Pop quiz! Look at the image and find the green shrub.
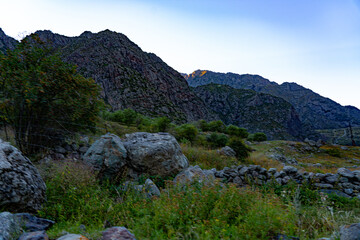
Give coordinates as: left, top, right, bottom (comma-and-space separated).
175, 124, 198, 142
228, 137, 251, 159
207, 120, 226, 133
226, 125, 249, 138
325, 149, 342, 158
154, 116, 171, 132
122, 108, 138, 125
207, 132, 229, 148
252, 132, 267, 142
198, 119, 210, 132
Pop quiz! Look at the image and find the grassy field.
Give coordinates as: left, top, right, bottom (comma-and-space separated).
317, 127, 360, 146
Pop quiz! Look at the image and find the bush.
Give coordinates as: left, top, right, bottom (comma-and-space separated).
325, 149, 342, 158
228, 137, 251, 159
207, 120, 226, 133
226, 125, 249, 138
175, 124, 198, 142
207, 132, 229, 148
198, 119, 210, 132
154, 116, 171, 132
252, 132, 267, 142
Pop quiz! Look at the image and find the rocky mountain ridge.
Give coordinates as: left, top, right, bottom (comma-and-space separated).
186, 70, 360, 130
0, 28, 18, 54
193, 84, 303, 140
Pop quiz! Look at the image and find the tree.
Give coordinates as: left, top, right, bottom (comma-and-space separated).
175, 124, 198, 142
0, 34, 103, 154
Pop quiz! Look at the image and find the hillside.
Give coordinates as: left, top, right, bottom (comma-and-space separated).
30, 30, 216, 123
193, 84, 303, 140
186, 70, 360, 130
0, 28, 18, 54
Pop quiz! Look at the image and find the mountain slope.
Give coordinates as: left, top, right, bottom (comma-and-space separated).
186, 70, 360, 130
193, 84, 303, 140
32, 30, 215, 122
0, 28, 18, 54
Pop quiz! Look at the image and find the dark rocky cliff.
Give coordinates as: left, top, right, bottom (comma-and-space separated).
186, 70, 360, 130
193, 84, 304, 140
0, 28, 18, 54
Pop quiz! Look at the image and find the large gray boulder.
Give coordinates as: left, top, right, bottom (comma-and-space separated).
174, 165, 215, 186
0, 140, 46, 213
83, 133, 127, 181
123, 132, 189, 178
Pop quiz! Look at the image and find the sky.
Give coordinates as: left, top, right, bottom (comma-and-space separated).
1, 0, 360, 108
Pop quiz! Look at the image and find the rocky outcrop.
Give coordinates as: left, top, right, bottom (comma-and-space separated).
213, 165, 360, 198
33, 30, 215, 123
0, 212, 54, 240
217, 146, 236, 157
123, 132, 189, 178
102, 227, 136, 240
0, 140, 46, 213
193, 84, 303, 140
83, 133, 127, 182
0, 28, 18, 54
186, 70, 360, 133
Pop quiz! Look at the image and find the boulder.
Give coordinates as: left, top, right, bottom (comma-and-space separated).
102, 226, 136, 240
83, 133, 127, 181
174, 165, 215, 186
338, 168, 354, 179
339, 223, 360, 240
0, 212, 22, 240
123, 132, 188, 178
144, 179, 161, 198
0, 140, 46, 212
217, 146, 236, 157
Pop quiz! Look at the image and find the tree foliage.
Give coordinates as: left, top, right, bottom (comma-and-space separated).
0, 34, 103, 154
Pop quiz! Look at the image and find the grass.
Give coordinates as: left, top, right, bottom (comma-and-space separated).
36, 160, 360, 240
248, 141, 360, 173
180, 143, 240, 170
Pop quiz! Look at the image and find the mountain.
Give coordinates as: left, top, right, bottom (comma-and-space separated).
193, 84, 303, 140
31, 30, 215, 122
0, 28, 18, 54
186, 70, 360, 130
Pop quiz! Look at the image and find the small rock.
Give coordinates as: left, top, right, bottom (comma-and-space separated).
144, 179, 161, 198
268, 168, 277, 175
217, 146, 236, 157
102, 226, 136, 240
18, 231, 49, 240
174, 165, 215, 186
57, 234, 88, 240
283, 166, 298, 174
344, 189, 354, 195
15, 213, 55, 231
54, 146, 67, 154
338, 168, 355, 179
314, 183, 334, 189
319, 189, 351, 198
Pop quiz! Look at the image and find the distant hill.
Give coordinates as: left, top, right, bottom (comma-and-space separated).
186, 70, 360, 130
193, 84, 303, 140
0, 28, 18, 54
30, 30, 216, 122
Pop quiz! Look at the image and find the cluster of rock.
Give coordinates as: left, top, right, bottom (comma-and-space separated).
47, 137, 90, 161
0, 212, 135, 240
212, 165, 360, 198
83, 132, 189, 181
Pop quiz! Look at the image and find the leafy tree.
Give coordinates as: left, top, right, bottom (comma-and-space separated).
226, 125, 249, 138
0, 34, 103, 154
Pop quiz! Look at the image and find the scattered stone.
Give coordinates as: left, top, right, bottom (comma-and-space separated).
102, 226, 136, 240
123, 132, 188, 178
14, 213, 55, 232
338, 168, 355, 179
339, 223, 360, 240
57, 234, 88, 240
0, 139, 46, 212
217, 146, 236, 157
83, 133, 127, 182
18, 231, 49, 240
174, 165, 215, 186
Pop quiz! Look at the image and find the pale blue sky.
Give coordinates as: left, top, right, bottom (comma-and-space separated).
1, 0, 360, 108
